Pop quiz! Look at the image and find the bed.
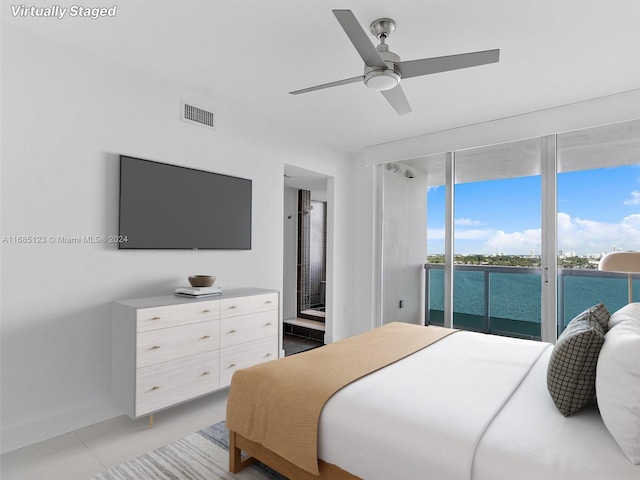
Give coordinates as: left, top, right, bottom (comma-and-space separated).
226, 303, 640, 479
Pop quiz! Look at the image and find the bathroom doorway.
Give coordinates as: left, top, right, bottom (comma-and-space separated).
283, 165, 332, 355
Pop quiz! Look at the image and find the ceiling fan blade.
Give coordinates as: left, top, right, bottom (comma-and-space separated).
333, 10, 387, 68
397, 49, 500, 79
381, 84, 412, 116
289, 75, 364, 95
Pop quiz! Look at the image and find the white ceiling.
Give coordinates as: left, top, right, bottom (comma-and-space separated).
5, 0, 640, 154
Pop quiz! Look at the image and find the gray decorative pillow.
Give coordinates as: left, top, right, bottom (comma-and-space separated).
547, 303, 610, 416
589, 302, 611, 333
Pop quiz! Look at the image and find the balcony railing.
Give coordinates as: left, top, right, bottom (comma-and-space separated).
425, 263, 633, 340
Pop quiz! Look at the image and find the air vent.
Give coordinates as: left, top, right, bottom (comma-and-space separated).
180, 100, 216, 130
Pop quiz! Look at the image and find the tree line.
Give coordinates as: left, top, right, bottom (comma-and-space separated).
427, 254, 597, 269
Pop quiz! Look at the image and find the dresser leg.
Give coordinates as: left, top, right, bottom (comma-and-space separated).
149, 414, 154, 428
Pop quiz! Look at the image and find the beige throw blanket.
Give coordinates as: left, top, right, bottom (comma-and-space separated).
226, 322, 456, 476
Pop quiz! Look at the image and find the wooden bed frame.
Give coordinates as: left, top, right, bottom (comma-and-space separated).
229, 430, 361, 480
226, 325, 456, 479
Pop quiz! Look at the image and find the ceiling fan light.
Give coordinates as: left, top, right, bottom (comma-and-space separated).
364, 70, 400, 91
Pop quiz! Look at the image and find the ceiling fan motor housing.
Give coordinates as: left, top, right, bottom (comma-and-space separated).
364, 44, 401, 91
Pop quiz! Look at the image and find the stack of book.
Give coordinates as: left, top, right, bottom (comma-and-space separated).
174, 286, 222, 298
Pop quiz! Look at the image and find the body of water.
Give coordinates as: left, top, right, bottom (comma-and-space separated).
427, 268, 632, 335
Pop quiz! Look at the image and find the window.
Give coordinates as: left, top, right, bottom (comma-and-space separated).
556, 121, 640, 332
407, 119, 640, 341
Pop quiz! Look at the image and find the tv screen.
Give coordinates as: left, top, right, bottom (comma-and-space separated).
118, 155, 252, 249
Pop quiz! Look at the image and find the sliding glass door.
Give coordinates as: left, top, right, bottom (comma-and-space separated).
423, 140, 544, 338
453, 139, 543, 338
417, 119, 640, 342
556, 120, 640, 334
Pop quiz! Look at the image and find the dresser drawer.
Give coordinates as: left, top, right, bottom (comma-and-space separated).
220, 310, 278, 348
135, 351, 220, 416
137, 320, 219, 368
220, 293, 278, 318
137, 300, 220, 332
219, 336, 278, 387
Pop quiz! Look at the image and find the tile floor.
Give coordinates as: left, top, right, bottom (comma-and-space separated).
0, 389, 229, 480
283, 334, 323, 356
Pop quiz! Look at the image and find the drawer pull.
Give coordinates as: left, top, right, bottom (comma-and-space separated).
151, 316, 161, 320
265, 322, 272, 326
202, 309, 211, 313
202, 371, 210, 376
229, 363, 237, 368
201, 335, 211, 339
151, 386, 160, 391
151, 345, 161, 350
265, 353, 272, 357
266, 300, 273, 304
229, 329, 237, 333
229, 305, 238, 309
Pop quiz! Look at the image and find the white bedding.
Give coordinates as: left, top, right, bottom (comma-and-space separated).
317, 330, 638, 480
473, 347, 639, 480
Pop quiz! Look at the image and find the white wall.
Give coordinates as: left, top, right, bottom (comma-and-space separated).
0, 25, 354, 452
382, 164, 428, 325
345, 157, 378, 338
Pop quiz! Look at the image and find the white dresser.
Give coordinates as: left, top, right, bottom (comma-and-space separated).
111, 288, 279, 419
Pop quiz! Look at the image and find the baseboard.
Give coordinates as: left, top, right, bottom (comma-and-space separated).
1, 399, 121, 454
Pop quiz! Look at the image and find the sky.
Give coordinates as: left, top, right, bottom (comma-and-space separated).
427, 164, 640, 256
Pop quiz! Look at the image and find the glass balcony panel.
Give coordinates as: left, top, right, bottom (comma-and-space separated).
453, 268, 484, 331
428, 264, 543, 338
489, 271, 541, 338
427, 264, 637, 340
559, 270, 638, 334
427, 268, 444, 325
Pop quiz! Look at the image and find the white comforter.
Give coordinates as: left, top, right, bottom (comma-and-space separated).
317, 330, 638, 480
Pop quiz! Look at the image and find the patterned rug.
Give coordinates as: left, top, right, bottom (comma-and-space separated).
90, 421, 286, 480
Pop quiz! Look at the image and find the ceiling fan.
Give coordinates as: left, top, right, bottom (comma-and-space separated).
290, 9, 500, 115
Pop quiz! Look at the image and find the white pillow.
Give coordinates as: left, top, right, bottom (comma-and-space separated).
608, 302, 640, 330
596, 318, 640, 464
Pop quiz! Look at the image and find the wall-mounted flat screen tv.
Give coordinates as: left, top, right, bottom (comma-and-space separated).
119, 155, 252, 249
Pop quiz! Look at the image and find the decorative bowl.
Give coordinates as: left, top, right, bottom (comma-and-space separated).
188, 275, 216, 287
